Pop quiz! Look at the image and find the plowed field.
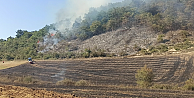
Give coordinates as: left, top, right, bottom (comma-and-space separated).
0, 55, 194, 97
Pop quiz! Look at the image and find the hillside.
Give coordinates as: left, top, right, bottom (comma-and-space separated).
54, 26, 157, 56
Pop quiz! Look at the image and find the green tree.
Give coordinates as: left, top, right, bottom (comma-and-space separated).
16, 30, 24, 38
90, 21, 102, 35
106, 18, 117, 31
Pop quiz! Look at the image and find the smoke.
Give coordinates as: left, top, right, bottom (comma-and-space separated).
39, 0, 124, 53
47, 0, 126, 38
56, 0, 122, 30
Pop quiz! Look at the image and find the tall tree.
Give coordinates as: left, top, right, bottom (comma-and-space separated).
90, 21, 102, 35
16, 30, 24, 38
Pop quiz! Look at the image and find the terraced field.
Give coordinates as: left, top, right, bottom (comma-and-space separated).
0, 54, 194, 97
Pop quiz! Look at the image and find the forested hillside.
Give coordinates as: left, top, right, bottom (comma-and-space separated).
0, 27, 48, 60
1, 0, 194, 60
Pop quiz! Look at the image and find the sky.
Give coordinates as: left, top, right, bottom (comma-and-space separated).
0, 0, 124, 40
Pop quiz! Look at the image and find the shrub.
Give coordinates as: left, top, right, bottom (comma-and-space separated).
133, 44, 141, 51
23, 76, 33, 83
140, 49, 149, 55
148, 46, 158, 54
107, 53, 116, 57
174, 40, 193, 50
56, 78, 75, 86
82, 52, 90, 58
75, 80, 90, 86
157, 34, 165, 43
156, 44, 168, 52
183, 79, 194, 91
81, 48, 91, 58
179, 30, 190, 41
135, 65, 154, 88
119, 51, 127, 56
96, 49, 106, 57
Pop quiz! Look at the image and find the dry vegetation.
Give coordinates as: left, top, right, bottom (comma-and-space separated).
0, 60, 27, 70
0, 84, 77, 98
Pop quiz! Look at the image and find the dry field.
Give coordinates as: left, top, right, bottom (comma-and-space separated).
0, 84, 77, 98
0, 60, 27, 70
0, 54, 194, 97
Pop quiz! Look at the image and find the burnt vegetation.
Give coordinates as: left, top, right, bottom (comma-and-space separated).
1, 55, 194, 97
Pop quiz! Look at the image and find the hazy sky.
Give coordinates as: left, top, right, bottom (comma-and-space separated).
0, 0, 124, 39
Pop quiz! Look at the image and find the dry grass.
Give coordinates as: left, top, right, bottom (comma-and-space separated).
0, 60, 27, 70
75, 80, 90, 86
0, 84, 77, 98
56, 78, 76, 86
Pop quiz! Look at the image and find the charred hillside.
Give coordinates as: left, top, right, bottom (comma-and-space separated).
53, 26, 157, 56
77, 26, 157, 55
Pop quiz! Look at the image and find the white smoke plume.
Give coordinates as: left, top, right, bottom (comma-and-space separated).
55, 0, 124, 31
39, 0, 124, 53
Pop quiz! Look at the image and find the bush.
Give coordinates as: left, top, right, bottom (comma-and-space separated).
148, 46, 158, 54
119, 51, 127, 56
133, 44, 141, 51
140, 49, 149, 55
23, 76, 33, 83
56, 78, 75, 86
82, 52, 90, 58
96, 49, 106, 57
157, 34, 165, 43
179, 30, 190, 41
75, 80, 90, 86
183, 79, 194, 91
174, 40, 193, 50
135, 65, 154, 88
156, 44, 168, 52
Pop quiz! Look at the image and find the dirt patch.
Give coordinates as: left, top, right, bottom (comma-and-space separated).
0, 84, 77, 98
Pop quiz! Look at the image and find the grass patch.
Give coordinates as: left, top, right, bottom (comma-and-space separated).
183, 79, 194, 91
0, 60, 27, 70
0, 73, 46, 84
13, 76, 37, 84
56, 79, 90, 86
75, 80, 90, 86
56, 78, 75, 86
0, 75, 12, 83
151, 84, 179, 90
